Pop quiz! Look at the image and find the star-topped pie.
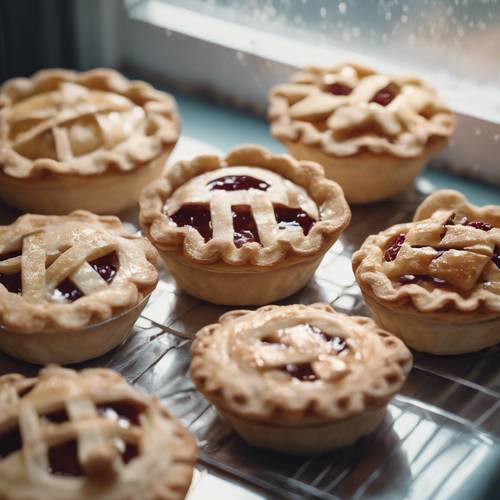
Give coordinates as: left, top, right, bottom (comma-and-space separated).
0, 366, 196, 500
190, 303, 412, 454
140, 145, 350, 305
0, 211, 159, 364
353, 190, 500, 354
269, 63, 455, 203
0, 68, 179, 214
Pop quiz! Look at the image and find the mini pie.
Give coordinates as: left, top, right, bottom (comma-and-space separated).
190, 303, 412, 454
353, 190, 500, 355
139, 145, 350, 305
0, 68, 179, 214
0, 366, 196, 500
0, 211, 159, 364
269, 63, 455, 204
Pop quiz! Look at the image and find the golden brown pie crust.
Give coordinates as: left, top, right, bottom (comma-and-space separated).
0, 366, 197, 500
268, 63, 455, 204
190, 303, 412, 453
0, 211, 159, 364
353, 190, 500, 354
0, 68, 180, 214
140, 145, 351, 305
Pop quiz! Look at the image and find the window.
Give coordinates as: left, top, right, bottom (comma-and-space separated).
75, 0, 500, 183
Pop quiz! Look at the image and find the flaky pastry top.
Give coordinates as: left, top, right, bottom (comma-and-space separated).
0, 366, 196, 500
353, 190, 500, 317
140, 145, 351, 266
0, 211, 159, 333
0, 68, 179, 178
190, 304, 412, 424
269, 63, 454, 158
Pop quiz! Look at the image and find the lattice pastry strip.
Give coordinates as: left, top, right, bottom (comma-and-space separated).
0, 367, 196, 500
269, 63, 454, 158
191, 304, 412, 422
0, 212, 159, 333
1, 69, 180, 179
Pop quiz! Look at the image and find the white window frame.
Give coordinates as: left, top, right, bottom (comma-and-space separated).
75, 0, 500, 186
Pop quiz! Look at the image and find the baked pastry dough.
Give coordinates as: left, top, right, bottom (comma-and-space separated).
0, 366, 196, 500
353, 190, 500, 354
0, 211, 159, 364
269, 63, 455, 203
140, 145, 350, 305
0, 68, 179, 214
190, 303, 412, 454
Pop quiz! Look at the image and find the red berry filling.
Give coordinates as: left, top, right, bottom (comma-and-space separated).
55, 251, 119, 302
261, 325, 347, 382
371, 86, 396, 106
207, 175, 270, 192
384, 233, 406, 262
48, 440, 84, 476
232, 205, 260, 248
274, 205, 315, 236
493, 246, 500, 269
324, 82, 352, 96
171, 204, 212, 243
97, 400, 145, 427
0, 426, 22, 459
0, 249, 21, 261
0, 272, 22, 294
42, 409, 69, 424
284, 363, 317, 382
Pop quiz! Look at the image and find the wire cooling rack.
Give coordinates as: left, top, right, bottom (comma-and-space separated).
0, 138, 498, 500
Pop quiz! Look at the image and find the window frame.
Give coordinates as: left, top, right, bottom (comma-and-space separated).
75, 0, 500, 187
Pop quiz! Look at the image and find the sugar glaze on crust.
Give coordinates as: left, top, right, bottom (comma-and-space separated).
0, 68, 179, 178
269, 63, 454, 159
190, 303, 412, 424
140, 145, 351, 267
353, 190, 500, 317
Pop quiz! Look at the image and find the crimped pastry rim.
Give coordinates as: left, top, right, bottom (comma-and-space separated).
353, 190, 500, 316
0, 68, 180, 179
268, 62, 455, 160
0, 211, 159, 333
190, 303, 412, 424
139, 144, 351, 267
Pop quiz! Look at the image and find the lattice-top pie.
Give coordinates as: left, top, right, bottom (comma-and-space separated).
269, 63, 455, 203
0, 366, 196, 500
0, 211, 159, 364
0, 68, 179, 214
190, 303, 412, 454
140, 145, 350, 305
353, 190, 500, 354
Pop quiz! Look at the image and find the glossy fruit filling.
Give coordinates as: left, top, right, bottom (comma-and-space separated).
232, 205, 261, 247
324, 82, 352, 96
0, 426, 22, 459
97, 400, 145, 428
284, 363, 318, 382
207, 175, 270, 192
262, 324, 347, 382
370, 85, 397, 106
493, 246, 500, 269
274, 205, 315, 236
42, 409, 69, 424
0, 249, 21, 261
171, 204, 212, 243
0, 272, 22, 294
54, 251, 119, 303
384, 233, 406, 262
48, 440, 83, 476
